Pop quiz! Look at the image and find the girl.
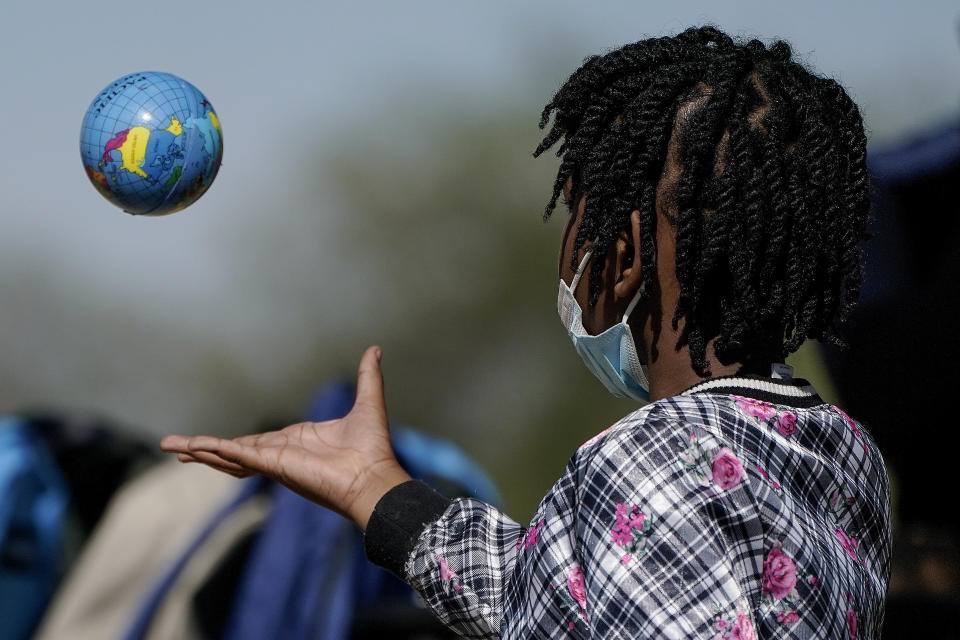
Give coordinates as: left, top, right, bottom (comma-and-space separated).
163, 27, 890, 639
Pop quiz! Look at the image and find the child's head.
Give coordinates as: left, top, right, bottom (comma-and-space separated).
537, 26, 870, 375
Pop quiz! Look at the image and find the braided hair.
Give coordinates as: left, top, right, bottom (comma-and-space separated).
535, 26, 870, 375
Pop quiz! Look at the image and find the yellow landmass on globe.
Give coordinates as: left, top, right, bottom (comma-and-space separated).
117, 126, 151, 178
208, 111, 220, 131
164, 116, 183, 136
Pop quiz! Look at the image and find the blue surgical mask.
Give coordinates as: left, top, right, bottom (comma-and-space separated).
557, 249, 650, 402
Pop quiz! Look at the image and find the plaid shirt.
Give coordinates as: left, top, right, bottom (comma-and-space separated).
365, 376, 891, 639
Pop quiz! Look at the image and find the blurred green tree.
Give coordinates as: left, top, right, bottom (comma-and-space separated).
280, 108, 641, 517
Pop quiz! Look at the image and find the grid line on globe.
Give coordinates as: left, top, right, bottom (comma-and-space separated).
80, 71, 223, 216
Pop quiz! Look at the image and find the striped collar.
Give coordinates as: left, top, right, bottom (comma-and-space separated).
681, 374, 825, 409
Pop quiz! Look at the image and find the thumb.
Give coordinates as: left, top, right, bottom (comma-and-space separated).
354, 346, 385, 414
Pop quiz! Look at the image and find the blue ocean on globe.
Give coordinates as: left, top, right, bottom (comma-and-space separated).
80, 71, 223, 215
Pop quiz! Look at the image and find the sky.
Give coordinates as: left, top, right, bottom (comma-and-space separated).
0, 0, 958, 437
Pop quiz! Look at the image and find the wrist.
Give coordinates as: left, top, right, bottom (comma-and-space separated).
363, 480, 453, 578
349, 461, 412, 531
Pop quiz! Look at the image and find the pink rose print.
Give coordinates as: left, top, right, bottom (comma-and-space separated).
437, 557, 462, 594
579, 425, 612, 450
830, 489, 841, 510
609, 503, 654, 563
847, 606, 858, 638
833, 406, 870, 456
753, 464, 783, 491
776, 610, 800, 626
566, 566, 588, 614
776, 410, 797, 437
826, 489, 862, 557
732, 395, 777, 420
833, 406, 861, 437
711, 447, 745, 490
525, 521, 543, 548
566, 567, 586, 606
713, 605, 756, 640
732, 612, 756, 640
808, 575, 818, 586
611, 506, 634, 546
610, 528, 632, 546
438, 557, 454, 580
761, 546, 797, 600
517, 518, 545, 550
550, 569, 589, 631
835, 527, 860, 563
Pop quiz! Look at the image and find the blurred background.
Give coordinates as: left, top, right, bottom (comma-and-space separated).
1, 1, 958, 638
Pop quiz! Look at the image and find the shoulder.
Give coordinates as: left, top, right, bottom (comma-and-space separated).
573, 394, 733, 469
563, 395, 742, 513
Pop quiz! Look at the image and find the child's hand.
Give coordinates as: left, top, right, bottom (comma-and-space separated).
160, 346, 411, 530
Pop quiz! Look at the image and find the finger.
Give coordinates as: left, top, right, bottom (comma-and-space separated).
160, 434, 193, 453
165, 433, 281, 475
165, 432, 282, 454
177, 450, 234, 470
187, 436, 275, 476
179, 450, 251, 476
354, 345, 385, 412
178, 454, 250, 478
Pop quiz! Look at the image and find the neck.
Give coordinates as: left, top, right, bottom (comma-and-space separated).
647, 348, 748, 402
642, 317, 767, 402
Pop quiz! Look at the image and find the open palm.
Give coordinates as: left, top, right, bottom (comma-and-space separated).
160, 346, 411, 529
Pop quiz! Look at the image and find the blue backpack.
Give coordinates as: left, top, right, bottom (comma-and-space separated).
0, 416, 68, 640
122, 381, 501, 640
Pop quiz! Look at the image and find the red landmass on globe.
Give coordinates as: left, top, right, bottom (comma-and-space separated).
84, 165, 111, 194
102, 129, 130, 163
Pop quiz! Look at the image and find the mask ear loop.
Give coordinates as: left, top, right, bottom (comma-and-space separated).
569, 249, 593, 291
621, 281, 645, 323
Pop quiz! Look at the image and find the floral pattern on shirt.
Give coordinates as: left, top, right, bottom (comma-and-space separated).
762, 545, 798, 600
711, 603, 757, 640
678, 429, 745, 490
609, 502, 654, 565
516, 518, 545, 550
731, 395, 797, 437
752, 463, 783, 493
437, 556, 462, 595
548, 566, 589, 631
833, 406, 871, 457
760, 542, 819, 626
826, 486, 869, 569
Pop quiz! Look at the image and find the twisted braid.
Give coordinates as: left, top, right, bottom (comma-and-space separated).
534, 26, 870, 374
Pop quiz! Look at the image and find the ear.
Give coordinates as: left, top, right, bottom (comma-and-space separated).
613, 209, 644, 301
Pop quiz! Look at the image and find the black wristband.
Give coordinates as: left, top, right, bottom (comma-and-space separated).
363, 480, 452, 578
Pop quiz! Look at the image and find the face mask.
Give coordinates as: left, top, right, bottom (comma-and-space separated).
557, 249, 650, 402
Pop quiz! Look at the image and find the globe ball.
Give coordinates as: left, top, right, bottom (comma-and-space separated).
80, 71, 223, 216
